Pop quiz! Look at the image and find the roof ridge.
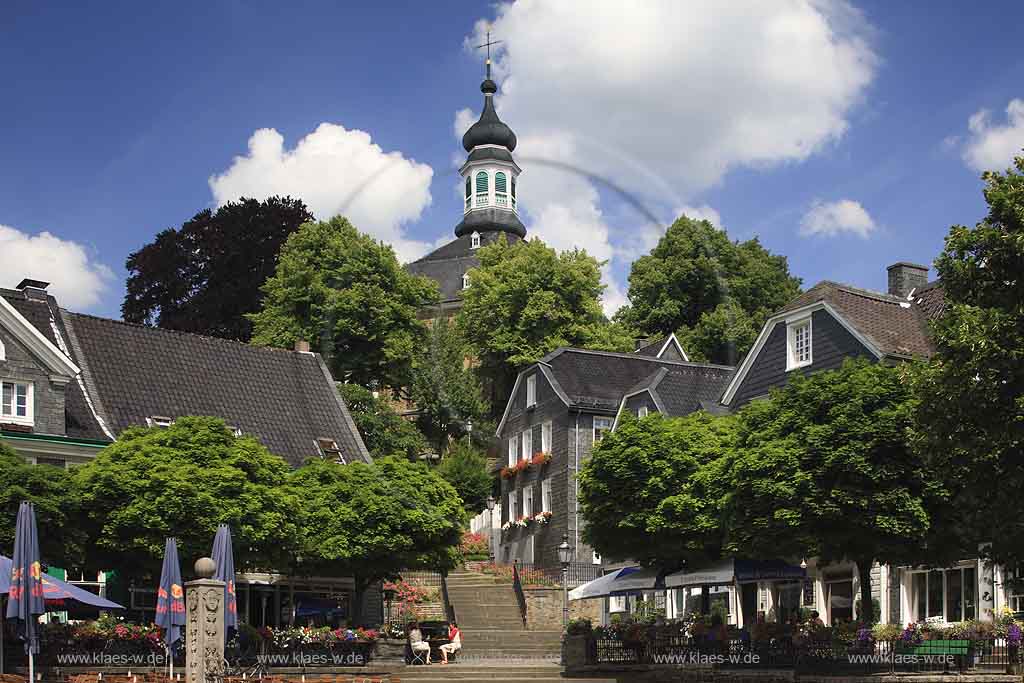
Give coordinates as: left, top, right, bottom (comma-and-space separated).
61, 310, 312, 357
833, 283, 906, 305
555, 346, 735, 371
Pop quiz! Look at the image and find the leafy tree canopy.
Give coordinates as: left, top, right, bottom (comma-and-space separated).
618, 216, 801, 365
725, 359, 940, 624
458, 236, 633, 408
338, 383, 427, 461
123, 196, 313, 341
437, 440, 493, 515
578, 412, 737, 569
914, 154, 1024, 566
0, 442, 83, 567
286, 456, 465, 621
71, 417, 299, 579
409, 317, 488, 451
249, 217, 438, 390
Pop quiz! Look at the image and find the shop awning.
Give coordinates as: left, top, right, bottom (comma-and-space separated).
665, 559, 805, 588
567, 566, 664, 601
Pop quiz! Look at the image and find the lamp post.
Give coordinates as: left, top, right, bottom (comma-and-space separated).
558, 534, 574, 628
486, 495, 496, 563
383, 586, 395, 630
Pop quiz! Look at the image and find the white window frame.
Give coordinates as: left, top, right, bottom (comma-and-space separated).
521, 428, 533, 460
0, 338, 5, 361
508, 436, 516, 467
470, 231, 481, 249
1, 380, 34, 426
462, 272, 471, 290
526, 375, 537, 407
541, 479, 551, 512
908, 565, 978, 623
523, 485, 533, 518
593, 416, 613, 443
509, 492, 518, 521
786, 317, 813, 371
592, 551, 602, 565
637, 406, 649, 418
609, 595, 626, 613
541, 421, 552, 453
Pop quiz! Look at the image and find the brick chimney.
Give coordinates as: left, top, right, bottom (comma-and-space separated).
16, 278, 50, 301
886, 262, 928, 298
294, 339, 311, 353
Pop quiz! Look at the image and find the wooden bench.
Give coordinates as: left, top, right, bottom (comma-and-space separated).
908, 639, 971, 657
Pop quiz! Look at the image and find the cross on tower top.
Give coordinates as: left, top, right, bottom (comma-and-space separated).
475, 30, 503, 79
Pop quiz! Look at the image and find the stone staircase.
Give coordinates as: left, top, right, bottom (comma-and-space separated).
443, 569, 562, 660
393, 662, 615, 683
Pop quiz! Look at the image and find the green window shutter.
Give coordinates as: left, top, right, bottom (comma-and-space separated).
465, 176, 472, 198
476, 171, 489, 194
495, 172, 507, 194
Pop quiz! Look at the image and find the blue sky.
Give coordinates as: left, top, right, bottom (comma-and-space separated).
2, 1, 1023, 317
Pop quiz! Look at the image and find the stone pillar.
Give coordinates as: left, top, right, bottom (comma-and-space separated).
186, 557, 226, 683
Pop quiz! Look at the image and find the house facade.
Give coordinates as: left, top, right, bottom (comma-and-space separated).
0, 279, 375, 625
493, 340, 733, 572
712, 261, 1010, 626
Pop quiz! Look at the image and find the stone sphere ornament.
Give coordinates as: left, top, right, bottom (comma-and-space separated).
194, 556, 217, 579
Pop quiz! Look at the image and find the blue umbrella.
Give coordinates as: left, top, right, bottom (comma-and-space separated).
6, 502, 45, 681
155, 538, 186, 679
0, 555, 123, 609
211, 525, 238, 640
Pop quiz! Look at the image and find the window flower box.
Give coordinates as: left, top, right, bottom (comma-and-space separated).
509, 458, 531, 475
533, 511, 552, 524
513, 516, 530, 528
531, 451, 551, 467
500, 466, 514, 480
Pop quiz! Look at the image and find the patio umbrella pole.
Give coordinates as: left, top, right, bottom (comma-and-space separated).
1, 596, 5, 675
28, 649, 33, 683
168, 645, 172, 682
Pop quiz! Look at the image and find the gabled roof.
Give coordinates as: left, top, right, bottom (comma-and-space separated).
613, 364, 735, 428
721, 278, 946, 406
59, 311, 370, 467
634, 332, 689, 361
496, 346, 734, 435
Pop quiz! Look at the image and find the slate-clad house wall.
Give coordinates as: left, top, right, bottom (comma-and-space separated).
0, 316, 69, 438
496, 344, 733, 571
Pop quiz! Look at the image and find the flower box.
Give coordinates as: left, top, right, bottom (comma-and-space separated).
533, 511, 552, 524
531, 451, 551, 467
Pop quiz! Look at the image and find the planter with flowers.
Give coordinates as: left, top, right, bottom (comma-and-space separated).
533, 511, 552, 525
531, 451, 551, 468
513, 516, 530, 529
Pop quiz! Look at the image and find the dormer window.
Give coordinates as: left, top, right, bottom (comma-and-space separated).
146, 415, 174, 428
1, 380, 32, 425
786, 317, 812, 371
526, 374, 537, 408
462, 273, 471, 290
316, 438, 345, 464
470, 231, 481, 249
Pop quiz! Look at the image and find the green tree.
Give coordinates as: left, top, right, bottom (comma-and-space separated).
286, 456, 465, 624
725, 359, 939, 624
409, 317, 488, 450
71, 417, 300, 579
249, 217, 438, 390
618, 216, 801, 364
338, 383, 427, 460
578, 412, 737, 568
123, 196, 313, 341
458, 237, 632, 410
0, 442, 83, 566
914, 154, 1024, 567
437, 441, 493, 514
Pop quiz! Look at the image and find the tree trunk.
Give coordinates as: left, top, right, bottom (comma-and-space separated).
857, 559, 875, 625
351, 576, 367, 627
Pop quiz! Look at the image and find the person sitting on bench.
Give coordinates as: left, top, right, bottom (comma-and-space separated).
440, 621, 462, 664
409, 621, 432, 664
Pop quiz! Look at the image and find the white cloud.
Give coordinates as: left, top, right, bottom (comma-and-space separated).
209, 124, 435, 262
0, 225, 114, 309
799, 199, 876, 238
461, 0, 877, 312
962, 99, 1024, 172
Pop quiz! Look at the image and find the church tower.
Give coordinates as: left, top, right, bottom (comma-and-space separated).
406, 50, 525, 317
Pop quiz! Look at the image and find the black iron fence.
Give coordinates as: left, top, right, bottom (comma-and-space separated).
591, 636, 1021, 673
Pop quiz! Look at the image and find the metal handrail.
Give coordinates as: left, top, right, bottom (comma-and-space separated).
512, 560, 528, 627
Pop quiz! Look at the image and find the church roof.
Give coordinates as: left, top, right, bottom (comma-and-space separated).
406, 232, 518, 304
462, 79, 517, 152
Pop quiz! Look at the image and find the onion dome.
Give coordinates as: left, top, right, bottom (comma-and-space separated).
461, 78, 517, 152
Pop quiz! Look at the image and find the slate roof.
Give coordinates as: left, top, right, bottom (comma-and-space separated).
539, 348, 734, 411
634, 337, 668, 357
406, 231, 520, 305
0, 287, 369, 467
780, 280, 941, 358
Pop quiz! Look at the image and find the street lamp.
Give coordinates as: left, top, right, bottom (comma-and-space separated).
383, 586, 396, 629
558, 534, 574, 628
486, 495, 496, 563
